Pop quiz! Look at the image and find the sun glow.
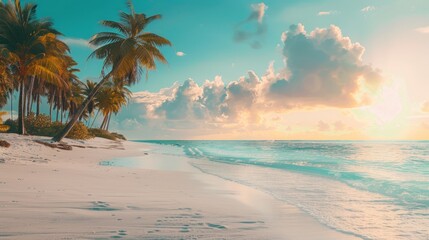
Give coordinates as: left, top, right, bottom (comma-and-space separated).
354, 79, 410, 139
367, 82, 405, 124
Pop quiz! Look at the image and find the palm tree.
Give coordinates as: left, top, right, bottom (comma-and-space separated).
83, 80, 97, 126
96, 79, 131, 130
52, 0, 171, 142
0, 0, 67, 134
27, 34, 73, 116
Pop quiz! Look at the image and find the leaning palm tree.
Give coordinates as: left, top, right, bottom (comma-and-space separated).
52, 0, 171, 142
0, 0, 67, 134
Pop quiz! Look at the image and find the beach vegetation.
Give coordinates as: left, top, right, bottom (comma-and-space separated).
52, 0, 171, 142
0, 0, 74, 135
4, 113, 92, 139
0, 0, 168, 141
89, 128, 126, 141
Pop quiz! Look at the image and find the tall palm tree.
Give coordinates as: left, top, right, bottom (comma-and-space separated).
0, 0, 67, 134
26, 33, 73, 116
52, 0, 171, 142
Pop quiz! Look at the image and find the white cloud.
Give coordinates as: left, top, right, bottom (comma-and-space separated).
113, 24, 386, 138
269, 23, 384, 108
361, 6, 375, 12
318, 11, 332, 16
60, 37, 95, 50
415, 26, 429, 34
176, 51, 185, 57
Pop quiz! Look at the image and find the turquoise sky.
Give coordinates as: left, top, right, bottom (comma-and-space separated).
10, 0, 429, 139
23, 0, 429, 92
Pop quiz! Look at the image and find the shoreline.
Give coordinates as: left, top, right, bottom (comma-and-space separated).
0, 134, 359, 239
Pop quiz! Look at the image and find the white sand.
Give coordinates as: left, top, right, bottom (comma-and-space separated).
0, 133, 359, 239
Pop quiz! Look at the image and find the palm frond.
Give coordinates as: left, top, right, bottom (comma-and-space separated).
137, 32, 171, 46
99, 21, 129, 36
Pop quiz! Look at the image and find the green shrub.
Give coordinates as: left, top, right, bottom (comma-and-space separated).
67, 122, 93, 140
4, 119, 18, 133
89, 128, 126, 141
111, 132, 126, 140
3, 114, 93, 140
25, 113, 57, 136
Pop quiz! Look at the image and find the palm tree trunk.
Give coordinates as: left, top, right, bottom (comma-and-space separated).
27, 76, 35, 116
18, 82, 26, 135
90, 109, 100, 128
56, 107, 59, 122
87, 116, 91, 127
36, 94, 40, 116
49, 102, 52, 122
52, 73, 112, 142
100, 114, 107, 130
26, 92, 31, 116
29, 96, 34, 115
10, 91, 13, 120
100, 116, 106, 130
106, 113, 112, 131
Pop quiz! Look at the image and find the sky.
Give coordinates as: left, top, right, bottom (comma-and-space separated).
9, 0, 429, 140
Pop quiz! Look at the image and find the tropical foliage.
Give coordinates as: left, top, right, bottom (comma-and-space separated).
52, 0, 171, 142
0, 0, 170, 140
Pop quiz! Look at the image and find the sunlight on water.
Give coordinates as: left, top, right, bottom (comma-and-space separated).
139, 140, 429, 240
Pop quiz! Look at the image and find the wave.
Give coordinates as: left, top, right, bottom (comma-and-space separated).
137, 140, 429, 239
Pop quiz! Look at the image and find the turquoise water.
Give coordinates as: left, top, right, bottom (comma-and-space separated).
135, 140, 429, 239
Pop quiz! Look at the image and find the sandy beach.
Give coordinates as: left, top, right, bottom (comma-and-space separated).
0, 134, 359, 239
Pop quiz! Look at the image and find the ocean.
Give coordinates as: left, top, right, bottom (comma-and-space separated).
132, 140, 429, 240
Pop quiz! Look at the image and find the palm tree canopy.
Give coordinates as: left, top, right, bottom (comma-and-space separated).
83, 79, 97, 115
88, 1, 171, 86
96, 80, 131, 117
0, 0, 59, 58
0, 0, 68, 87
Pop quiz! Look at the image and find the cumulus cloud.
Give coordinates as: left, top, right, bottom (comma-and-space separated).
60, 37, 95, 49
415, 26, 429, 34
114, 24, 385, 137
155, 80, 205, 120
234, 2, 268, 49
361, 6, 375, 12
176, 51, 185, 57
266, 23, 383, 108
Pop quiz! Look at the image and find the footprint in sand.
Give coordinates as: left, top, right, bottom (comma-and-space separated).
180, 224, 190, 233
207, 223, 227, 230
87, 201, 119, 211
110, 229, 127, 238
238, 220, 265, 230
239, 220, 264, 224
